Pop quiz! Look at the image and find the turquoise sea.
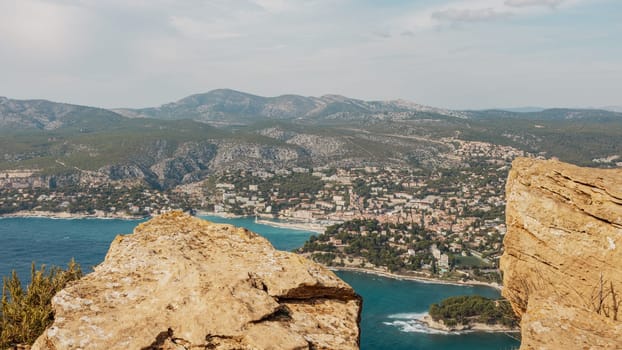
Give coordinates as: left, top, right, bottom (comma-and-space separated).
0, 216, 520, 349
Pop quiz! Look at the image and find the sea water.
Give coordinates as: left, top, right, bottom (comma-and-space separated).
0, 217, 520, 349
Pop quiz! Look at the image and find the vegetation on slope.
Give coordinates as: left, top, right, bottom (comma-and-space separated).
0, 118, 229, 173
2, 95, 621, 188
458, 117, 622, 166
0, 260, 82, 348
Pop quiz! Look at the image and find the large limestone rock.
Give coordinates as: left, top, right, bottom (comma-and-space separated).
32, 212, 361, 349
500, 158, 622, 349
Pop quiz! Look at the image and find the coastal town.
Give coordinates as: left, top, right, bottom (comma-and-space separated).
0, 139, 529, 283
201, 140, 524, 283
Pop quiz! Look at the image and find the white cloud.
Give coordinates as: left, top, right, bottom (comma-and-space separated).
393, 0, 589, 33
505, 0, 565, 7
251, 0, 335, 13
432, 8, 512, 22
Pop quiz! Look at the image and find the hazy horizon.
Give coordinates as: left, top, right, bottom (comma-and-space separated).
1, 0, 620, 110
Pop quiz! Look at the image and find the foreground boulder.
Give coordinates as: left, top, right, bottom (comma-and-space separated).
32, 212, 361, 349
501, 158, 622, 349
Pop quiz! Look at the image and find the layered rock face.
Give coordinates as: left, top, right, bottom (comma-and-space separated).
32, 212, 361, 350
500, 158, 622, 349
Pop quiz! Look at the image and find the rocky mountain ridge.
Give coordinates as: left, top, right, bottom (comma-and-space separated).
0, 97, 124, 130
500, 158, 622, 349
32, 212, 362, 349
113, 88, 467, 124
6, 90, 620, 131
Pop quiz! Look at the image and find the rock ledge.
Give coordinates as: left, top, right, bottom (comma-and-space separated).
33, 212, 361, 350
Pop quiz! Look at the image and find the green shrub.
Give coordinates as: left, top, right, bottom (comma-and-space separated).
0, 259, 82, 348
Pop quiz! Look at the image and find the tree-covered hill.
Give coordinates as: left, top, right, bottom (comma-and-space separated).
429, 295, 518, 328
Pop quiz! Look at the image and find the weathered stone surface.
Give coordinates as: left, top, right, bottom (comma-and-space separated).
32, 212, 361, 350
500, 158, 622, 349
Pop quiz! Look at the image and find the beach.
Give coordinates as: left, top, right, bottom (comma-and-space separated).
329, 266, 502, 291
0, 210, 144, 220
254, 219, 327, 233
197, 211, 329, 233
194, 210, 245, 219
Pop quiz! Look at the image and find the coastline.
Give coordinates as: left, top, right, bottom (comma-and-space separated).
329, 266, 502, 291
198, 211, 328, 233
254, 219, 326, 233
2, 210, 500, 292
195, 210, 245, 219
0, 210, 146, 220
0, 210, 328, 233
419, 314, 519, 333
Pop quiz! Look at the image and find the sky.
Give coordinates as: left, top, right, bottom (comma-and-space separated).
0, 0, 620, 110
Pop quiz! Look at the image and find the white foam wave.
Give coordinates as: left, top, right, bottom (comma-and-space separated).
383, 320, 451, 335
387, 312, 428, 320
384, 312, 467, 335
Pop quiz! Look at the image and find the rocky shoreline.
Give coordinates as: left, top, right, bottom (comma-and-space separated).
419, 314, 518, 333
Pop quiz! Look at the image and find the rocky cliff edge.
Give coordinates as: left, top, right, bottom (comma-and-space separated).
32, 212, 361, 350
501, 158, 622, 349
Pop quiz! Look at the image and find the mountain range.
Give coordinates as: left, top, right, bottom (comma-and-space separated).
0, 89, 620, 189
112, 89, 467, 124
2, 89, 621, 130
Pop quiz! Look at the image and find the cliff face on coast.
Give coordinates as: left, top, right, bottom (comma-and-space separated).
32, 212, 361, 350
500, 158, 622, 349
